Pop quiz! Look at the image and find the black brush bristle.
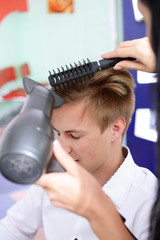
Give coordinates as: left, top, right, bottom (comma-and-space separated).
48, 59, 93, 90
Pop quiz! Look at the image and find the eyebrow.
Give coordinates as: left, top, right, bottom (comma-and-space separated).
53, 127, 85, 134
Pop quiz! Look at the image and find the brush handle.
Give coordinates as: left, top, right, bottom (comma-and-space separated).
99, 57, 135, 70
91, 57, 136, 73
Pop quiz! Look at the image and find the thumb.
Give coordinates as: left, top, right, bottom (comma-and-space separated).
53, 140, 81, 176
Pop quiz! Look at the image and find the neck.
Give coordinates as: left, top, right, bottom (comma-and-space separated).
94, 144, 124, 186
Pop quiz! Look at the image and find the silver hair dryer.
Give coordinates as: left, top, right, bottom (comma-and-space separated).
0, 77, 64, 184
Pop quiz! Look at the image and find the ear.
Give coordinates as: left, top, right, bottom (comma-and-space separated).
111, 117, 126, 142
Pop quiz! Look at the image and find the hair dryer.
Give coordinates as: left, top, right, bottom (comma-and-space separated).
0, 77, 64, 184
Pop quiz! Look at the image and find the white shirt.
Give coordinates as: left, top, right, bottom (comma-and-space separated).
0, 147, 158, 240
103, 147, 157, 239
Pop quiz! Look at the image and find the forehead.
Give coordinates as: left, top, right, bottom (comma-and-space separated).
51, 100, 92, 128
52, 99, 85, 118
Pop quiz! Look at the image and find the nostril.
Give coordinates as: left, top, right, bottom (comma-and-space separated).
64, 146, 72, 154
59, 141, 72, 155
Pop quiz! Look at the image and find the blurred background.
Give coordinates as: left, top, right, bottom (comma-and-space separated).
0, 1, 157, 239
0, 0, 122, 123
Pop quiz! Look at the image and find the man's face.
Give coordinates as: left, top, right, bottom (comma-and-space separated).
51, 100, 114, 178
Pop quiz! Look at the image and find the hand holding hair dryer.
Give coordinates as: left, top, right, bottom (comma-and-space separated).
0, 77, 64, 184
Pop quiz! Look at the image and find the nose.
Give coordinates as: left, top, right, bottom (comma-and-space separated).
57, 134, 72, 154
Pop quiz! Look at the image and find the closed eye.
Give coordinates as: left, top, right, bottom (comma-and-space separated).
70, 134, 80, 140
54, 131, 80, 140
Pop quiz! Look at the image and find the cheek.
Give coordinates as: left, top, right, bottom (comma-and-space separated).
75, 140, 90, 154
78, 137, 105, 160
73, 139, 96, 160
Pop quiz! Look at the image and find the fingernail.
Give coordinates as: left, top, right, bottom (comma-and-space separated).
114, 65, 122, 70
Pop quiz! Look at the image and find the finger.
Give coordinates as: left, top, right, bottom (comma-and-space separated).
35, 173, 54, 186
117, 39, 139, 48
101, 45, 138, 59
49, 199, 72, 211
53, 140, 83, 176
35, 172, 64, 187
114, 60, 145, 71
41, 186, 67, 208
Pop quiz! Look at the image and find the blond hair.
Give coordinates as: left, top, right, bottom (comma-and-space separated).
52, 67, 135, 136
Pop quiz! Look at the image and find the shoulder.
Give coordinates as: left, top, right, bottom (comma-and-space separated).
117, 146, 158, 206
124, 146, 157, 185
127, 148, 158, 195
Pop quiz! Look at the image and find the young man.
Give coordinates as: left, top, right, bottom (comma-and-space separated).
0, 68, 157, 239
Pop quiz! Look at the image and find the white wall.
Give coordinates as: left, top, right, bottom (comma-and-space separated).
0, 0, 123, 81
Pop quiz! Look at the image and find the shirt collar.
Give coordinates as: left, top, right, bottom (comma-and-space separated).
103, 146, 136, 209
